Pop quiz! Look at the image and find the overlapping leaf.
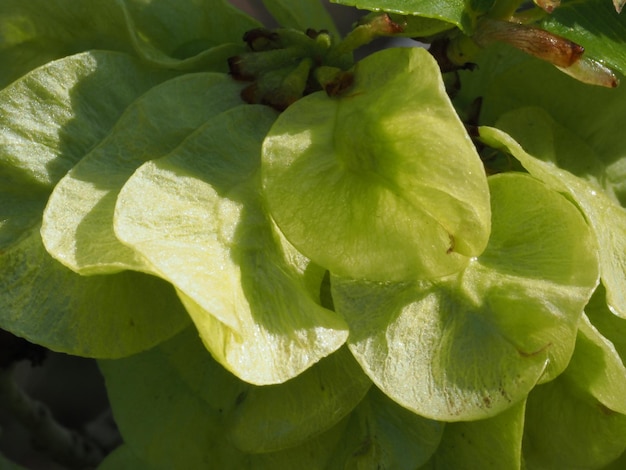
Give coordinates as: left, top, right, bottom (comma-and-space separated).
0, 51, 189, 357
100, 328, 446, 468
330, 386, 443, 469
114, 105, 348, 384
480, 111, 626, 318
0, 0, 260, 90
160, 329, 371, 453
100, 328, 370, 467
118, 0, 260, 70
424, 400, 525, 469
41, 73, 246, 274
332, 173, 598, 421
458, 44, 626, 317
262, 46, 491, 282
523, 315, 626, 469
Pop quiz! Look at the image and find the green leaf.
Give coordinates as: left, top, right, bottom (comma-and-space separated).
262, 46, 491, 282
0, 0, 134, 88
330, 387, 443, 469
330, 0, 469, 31
332, 173, 598, 421
523, 322, 626, 469
41, 74, 245, 275
0, 51, 188, 358
585, 284, 626, 363
100, 328, 368, 468
160, 329, 370, 454
567, 314, 626, 416
0, 226, 189, 358
540, 0, 626, 76
0, 51, 174, 190
114, 105, 349, 384
99, 330, 249, 469
119, 0, 260, 70
262, 0, 340, 38
479, 109, 626, 318
425, 400, 525, 469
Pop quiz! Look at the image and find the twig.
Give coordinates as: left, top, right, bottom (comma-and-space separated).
0, 366, 104, 469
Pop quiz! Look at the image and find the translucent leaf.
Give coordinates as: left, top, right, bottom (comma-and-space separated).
114, 105, 348, 384
262, 0, 340, 37
0, 51, 174, 190
0, 51, 188, 357
100, 329, 369, 468
332, 173, 598, 421
329, 387, 443, 469
523, 323, 626, 469
424, 400, 525, 469
479, 111, 626, 318
330, 0, 469, 31
41, 74, 245, 275
262, 46, 491, 282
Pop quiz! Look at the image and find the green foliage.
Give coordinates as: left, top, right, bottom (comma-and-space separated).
1, 0, 626, 468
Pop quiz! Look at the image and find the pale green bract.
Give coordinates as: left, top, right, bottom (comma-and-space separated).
332, 173, 599, 421
262, 46, 491, 282
480, 114, 626, 319
41, 74, 246, 275
0, 51, 189, 358
114, 105, 349, 384
100, 328, 440, 468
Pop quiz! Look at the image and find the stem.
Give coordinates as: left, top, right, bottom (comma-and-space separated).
0, 366, 104, 469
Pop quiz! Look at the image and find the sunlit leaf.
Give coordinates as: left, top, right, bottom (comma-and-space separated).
262, 46, 490, 282
479, 110, 626, 318
0, 51, 187, 357
333, 173, 598, 421
41, 74, 245, 274
115, 105, 348, 384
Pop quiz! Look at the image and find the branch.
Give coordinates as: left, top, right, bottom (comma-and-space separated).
0, 366, 104, 469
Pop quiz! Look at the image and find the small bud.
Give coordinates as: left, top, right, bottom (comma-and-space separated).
614, 0, 626, 13
243, 28, 281, 51
534, 0, 561, 13
557, 56, 619, 88
474, 19, 584, 68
